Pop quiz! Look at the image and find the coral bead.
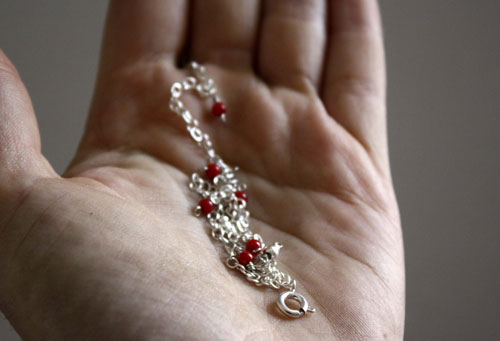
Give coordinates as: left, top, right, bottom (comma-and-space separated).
235, 191, 248, 202
246, 239, 262, 253
199, 198, 215, 215
205, 163, 222, 180
212, 102, 227, 117
238, 251, 254, 266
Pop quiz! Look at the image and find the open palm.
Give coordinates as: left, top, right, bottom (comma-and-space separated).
0, 1, 404, 340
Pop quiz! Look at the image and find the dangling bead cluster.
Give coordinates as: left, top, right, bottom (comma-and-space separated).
238, 239, 262, 266
169, 61, 315, 318
191, 161, 295, 291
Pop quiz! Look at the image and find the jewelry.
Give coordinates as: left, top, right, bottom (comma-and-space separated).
169, 62, 315, 318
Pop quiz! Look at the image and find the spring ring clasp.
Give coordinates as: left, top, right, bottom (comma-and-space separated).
277, 291, 316, 318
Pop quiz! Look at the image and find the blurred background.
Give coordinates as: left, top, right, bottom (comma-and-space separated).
0, 1, 498, 340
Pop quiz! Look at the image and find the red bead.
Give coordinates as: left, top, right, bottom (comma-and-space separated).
205, 163, 222, 180
212, 102, 227, 117
235, 191, 248, 202
246, 239, 262, 253
199, 198, 215, 215
238, 251, 254, 266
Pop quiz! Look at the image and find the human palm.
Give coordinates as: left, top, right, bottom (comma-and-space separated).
0, 1, 404, 340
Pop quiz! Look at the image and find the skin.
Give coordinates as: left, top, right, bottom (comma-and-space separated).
0, 0, 404, 340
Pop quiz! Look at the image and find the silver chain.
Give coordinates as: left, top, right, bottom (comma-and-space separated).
169, 62, 315, 318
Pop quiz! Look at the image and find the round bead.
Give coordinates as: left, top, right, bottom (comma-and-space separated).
199, 198, 215, 215
246, 239, 262, 253
205, 163, 222, 180
212, 102, 227, 117
238, 251, 254, 266
235, 191, 248, 202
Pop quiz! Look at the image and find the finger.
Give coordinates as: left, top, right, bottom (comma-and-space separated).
321, 0, 386, 160
190, 0, 261, 69
0, 50, 56, 188
257, 0, 327, 91
99, 0, 189, 74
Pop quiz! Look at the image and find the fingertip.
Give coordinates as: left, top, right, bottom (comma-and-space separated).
0, 48, 8, 62
330, 0, 382, 33
0, 48, 19, 77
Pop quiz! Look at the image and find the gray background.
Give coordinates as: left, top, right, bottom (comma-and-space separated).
0, 1, 498, 340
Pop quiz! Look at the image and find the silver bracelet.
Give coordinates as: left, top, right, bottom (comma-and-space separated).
169, 62, 315, 318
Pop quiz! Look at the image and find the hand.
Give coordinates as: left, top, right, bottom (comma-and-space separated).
0, 1, 404, 339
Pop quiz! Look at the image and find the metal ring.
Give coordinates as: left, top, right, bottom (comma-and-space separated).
277, 291, 316, 318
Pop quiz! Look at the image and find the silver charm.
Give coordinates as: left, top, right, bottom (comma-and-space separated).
169, 61, 314, 318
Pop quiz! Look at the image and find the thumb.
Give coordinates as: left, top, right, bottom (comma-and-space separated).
0, 50, 59, 330
0, 49, 56, 189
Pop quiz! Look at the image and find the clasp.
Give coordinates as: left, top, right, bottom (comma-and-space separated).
277, 291, 316, 318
